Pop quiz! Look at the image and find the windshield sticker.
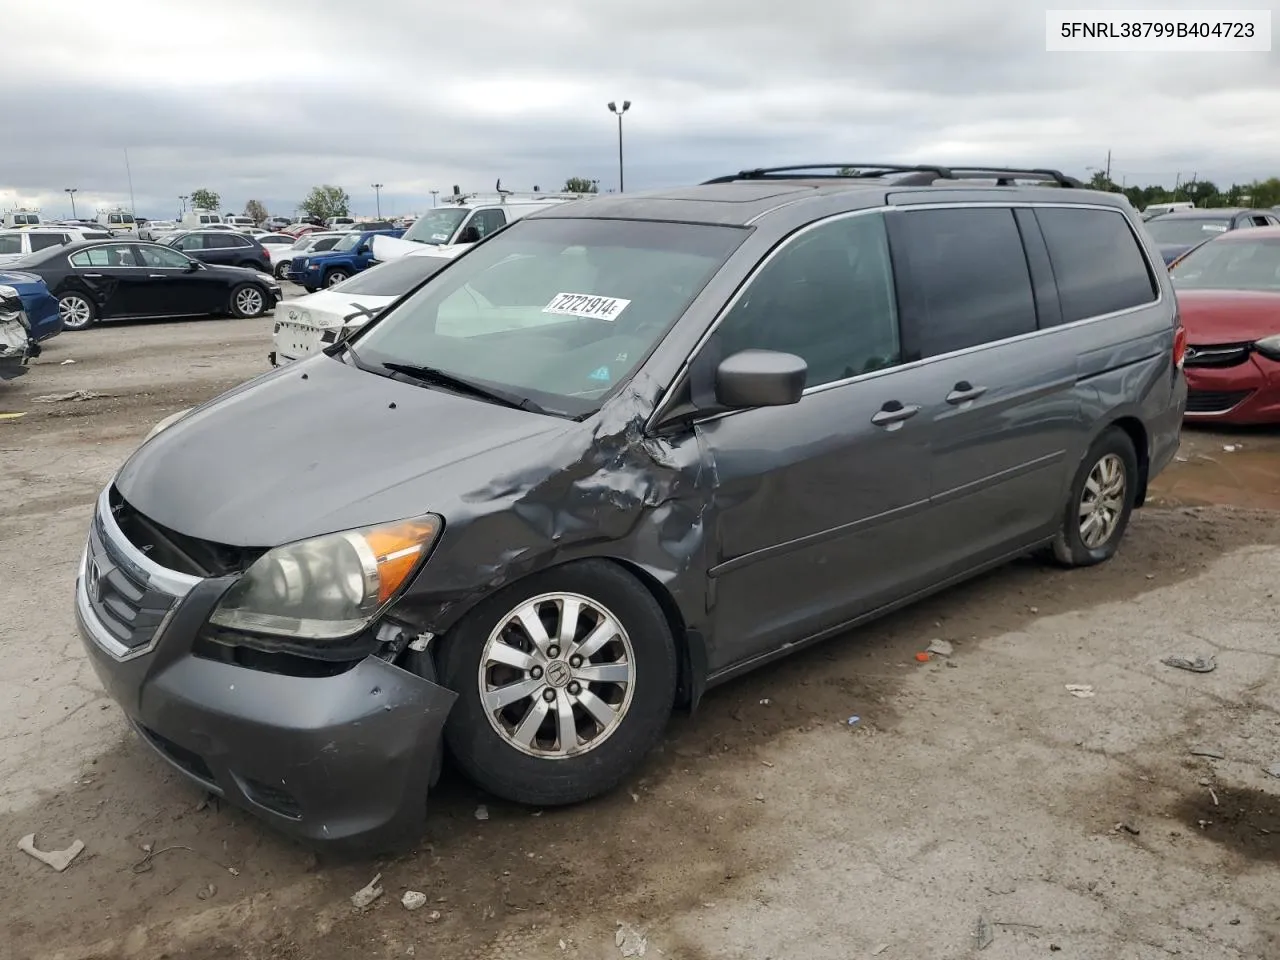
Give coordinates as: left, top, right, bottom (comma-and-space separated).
543, 292, 631, 322
589, 366, 611, 382
1202, 224, 1228, 233
431, 233, 450, 242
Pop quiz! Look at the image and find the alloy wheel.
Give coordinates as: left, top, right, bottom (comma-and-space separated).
234, 287, 264, 316
59, 295, 92, 329
478, 592, 636, 759
1078, 453, 1126, 548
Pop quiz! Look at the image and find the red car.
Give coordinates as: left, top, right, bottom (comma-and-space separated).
1169, 226, 1280, 424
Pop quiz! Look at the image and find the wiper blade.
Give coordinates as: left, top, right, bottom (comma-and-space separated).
381, 362, 549, 414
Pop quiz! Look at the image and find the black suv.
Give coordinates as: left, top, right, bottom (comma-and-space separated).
76, 164, 1185, 848
164, 230, 272, 273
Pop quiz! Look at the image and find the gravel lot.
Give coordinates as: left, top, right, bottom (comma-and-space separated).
2, 306, 1279, 960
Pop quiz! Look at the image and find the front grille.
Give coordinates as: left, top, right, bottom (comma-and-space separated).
109, 485, 262, 577
85, 523, 177, 653
1184, 343, 1251, 368
1185, 389, 1252, 413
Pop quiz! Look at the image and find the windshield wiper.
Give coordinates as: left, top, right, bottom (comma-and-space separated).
381, 362, 551, 414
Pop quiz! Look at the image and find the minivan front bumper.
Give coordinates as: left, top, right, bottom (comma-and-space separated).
73, 487, 457, 847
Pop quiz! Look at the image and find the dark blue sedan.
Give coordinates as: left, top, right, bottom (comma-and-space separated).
0, 269, 61, 342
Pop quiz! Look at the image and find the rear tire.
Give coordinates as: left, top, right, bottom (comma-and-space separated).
1050, 427, 1138, 567
58, 293, 97, 331
440, 560, 677, 807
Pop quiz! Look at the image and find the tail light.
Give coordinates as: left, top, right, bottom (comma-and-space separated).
1173, 324, 1187, 370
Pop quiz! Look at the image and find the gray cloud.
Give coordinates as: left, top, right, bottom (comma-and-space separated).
2, 0, 1277, 219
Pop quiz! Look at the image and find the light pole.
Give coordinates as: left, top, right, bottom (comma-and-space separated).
179, 194, 188, 217
607, 100, 631, 193
371, 183, 383, 218
64, 188, 78, 218
430, 190, 439, 207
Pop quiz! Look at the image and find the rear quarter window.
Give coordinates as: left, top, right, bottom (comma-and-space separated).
28, 233, 68, 251
1033, 207, 1158, 325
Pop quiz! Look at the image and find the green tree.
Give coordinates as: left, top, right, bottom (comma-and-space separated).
562, 177, 598, 193
189, 188, 220, 212
243, 199, 268, 224
298, 185, 351, 221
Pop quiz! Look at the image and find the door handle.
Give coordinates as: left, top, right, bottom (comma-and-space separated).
945, 381, 988, 405
148, 273, 166, 278
83, 273, 103, 278
871, 401, 921, 428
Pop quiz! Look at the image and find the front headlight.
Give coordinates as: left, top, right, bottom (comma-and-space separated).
1255, 335, 1280, 361
209, 515, 442, 640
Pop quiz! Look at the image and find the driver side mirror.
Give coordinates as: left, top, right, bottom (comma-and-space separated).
357, 244, 370, 255
715, 350, 807, 408
184, 259, 200, 272
458, 226, 481, 244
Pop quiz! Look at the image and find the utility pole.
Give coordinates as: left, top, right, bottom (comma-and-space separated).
1104, 150, 1111, 183
430, 190, 439, 207
607, 100, 631, 193
371, 183, 383, 218
64, 188, 78, 218
123, 148, 136, 217
178, 195, 188, 217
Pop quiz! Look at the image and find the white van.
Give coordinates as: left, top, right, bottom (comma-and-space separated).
182, 210, 224, 228
223, 215, 258, 231
325, 216, 356, 230
370, 190, 591, 263
2, 209, 42, 229
96, 209, 137, 233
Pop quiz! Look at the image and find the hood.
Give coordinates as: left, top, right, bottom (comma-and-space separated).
0, 269, 44, 291
115, 354, 565, 547
370, 234, 431, 262
280, 289, 396, 327
1176, 288, 1280, 343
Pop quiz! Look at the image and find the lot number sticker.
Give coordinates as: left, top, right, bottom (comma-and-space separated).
543, 292, 631, 322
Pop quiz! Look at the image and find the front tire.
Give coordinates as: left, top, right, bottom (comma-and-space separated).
229, 283, 267, 319
440, 560, 677, 806
273, 260, 290, 280
58, 292, 97, 331
1050, 427, 1138, 567
324, 269, 349, 287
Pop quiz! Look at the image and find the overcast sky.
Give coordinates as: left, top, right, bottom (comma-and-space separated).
2, 0, 1276, 220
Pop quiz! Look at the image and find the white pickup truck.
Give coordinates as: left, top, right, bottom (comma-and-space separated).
370, 191, 589, 264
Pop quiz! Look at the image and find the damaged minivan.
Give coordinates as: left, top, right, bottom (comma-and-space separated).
76, 165, 1186, 846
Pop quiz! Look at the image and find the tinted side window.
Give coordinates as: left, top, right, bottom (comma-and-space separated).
471, 209, 507, 239
1034, 207, 1157, 325
712, 212, 901, 388
890, 207, 1035, 359
0, 235, 22, 254
29, 233, 67, 251
228, 235, 252, 248
203, 234, 234, 249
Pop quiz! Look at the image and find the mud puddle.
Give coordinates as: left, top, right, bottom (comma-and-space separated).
1149, 426, 1280, 510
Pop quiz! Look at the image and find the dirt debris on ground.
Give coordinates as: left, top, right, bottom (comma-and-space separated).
2, 312, 1279, 959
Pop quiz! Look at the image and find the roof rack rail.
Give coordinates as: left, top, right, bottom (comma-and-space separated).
701, 164, 1081, 188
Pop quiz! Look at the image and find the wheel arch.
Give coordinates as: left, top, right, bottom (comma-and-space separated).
1100, 414, 1151, 506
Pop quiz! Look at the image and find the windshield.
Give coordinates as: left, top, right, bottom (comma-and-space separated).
1145, 217, 1232, 246
14, 215, 38, 225
402, 208, 468, 245
331, 233, 362, 252
1171, 236, 1280, 291
332, 255, 453, 296
350, 217, 746, 416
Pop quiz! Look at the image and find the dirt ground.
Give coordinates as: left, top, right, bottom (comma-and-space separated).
2, 310, 1279, 960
